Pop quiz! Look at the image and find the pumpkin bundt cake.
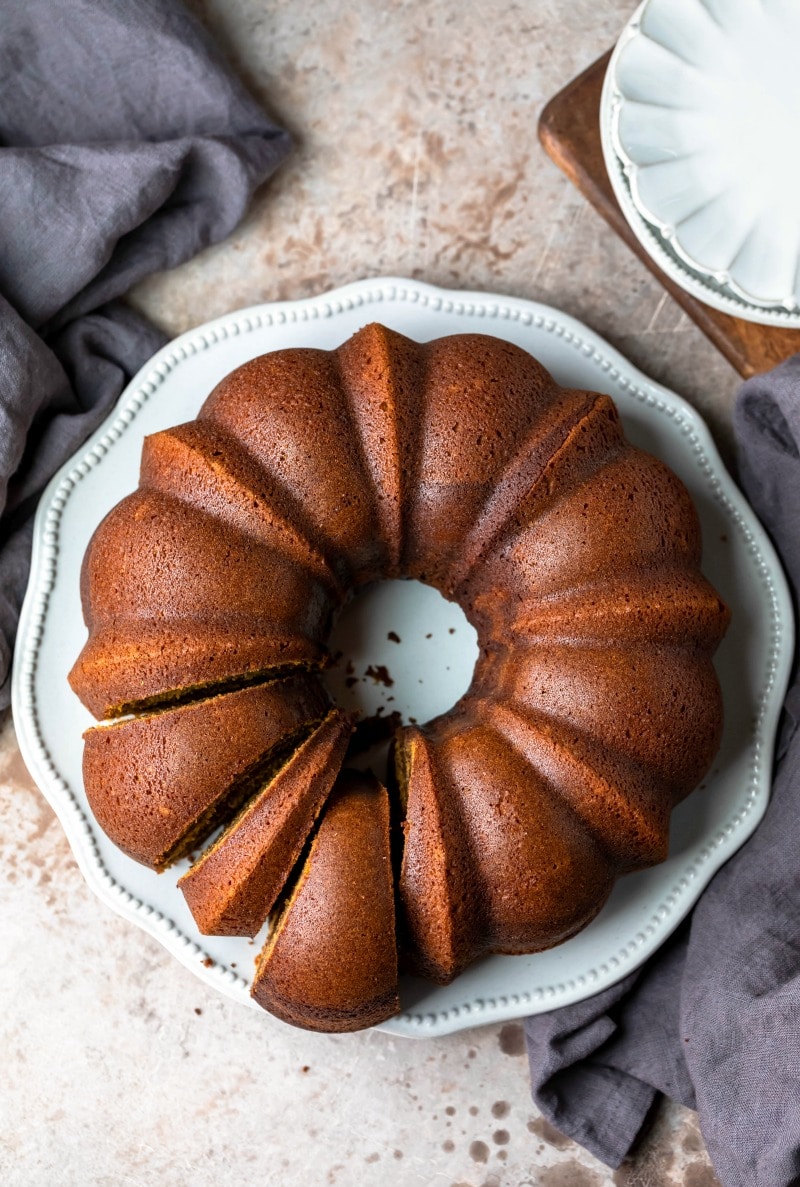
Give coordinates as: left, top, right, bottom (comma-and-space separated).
70, 322, 730, 1032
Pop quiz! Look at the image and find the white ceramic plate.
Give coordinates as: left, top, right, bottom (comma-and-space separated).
601, 0, 800, 326
12, 278, 793, 1037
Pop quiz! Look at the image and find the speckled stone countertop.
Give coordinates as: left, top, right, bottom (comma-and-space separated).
3, 2, 735, 1184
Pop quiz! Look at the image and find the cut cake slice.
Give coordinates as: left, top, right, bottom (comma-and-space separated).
178, 709, 353, 936
394, 725, 483, 984
252, 770, 399, 1032
82, 674, 329, 872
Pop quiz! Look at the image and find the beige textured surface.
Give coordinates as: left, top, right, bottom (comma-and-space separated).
4, 1, 734, 1183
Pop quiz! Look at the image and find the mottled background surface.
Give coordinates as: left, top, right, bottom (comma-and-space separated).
2, 1, 735, 1183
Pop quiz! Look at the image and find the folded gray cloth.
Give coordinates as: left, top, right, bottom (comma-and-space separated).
0, 0, 291, 708
525, 354, 800, 1187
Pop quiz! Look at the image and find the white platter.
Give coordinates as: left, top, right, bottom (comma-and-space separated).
601, 0, 800, 326
12, 278, 793, 1037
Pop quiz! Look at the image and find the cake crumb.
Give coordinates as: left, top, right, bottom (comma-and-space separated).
347, 711, 402, 756
365, 663, 394, 687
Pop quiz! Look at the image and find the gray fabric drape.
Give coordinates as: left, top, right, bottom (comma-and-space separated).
0, 0, 292, 706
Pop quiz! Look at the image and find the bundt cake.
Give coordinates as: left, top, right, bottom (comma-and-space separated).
69, 322, 730, 1031
252, 770, 399, 1032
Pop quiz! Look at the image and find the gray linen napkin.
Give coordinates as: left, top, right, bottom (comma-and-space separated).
525, 354, 800, 1187
0, 0, 291, 708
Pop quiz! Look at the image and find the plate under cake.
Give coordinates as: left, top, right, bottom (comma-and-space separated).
14, 275, 792, 1030
71, 318, 731, 1014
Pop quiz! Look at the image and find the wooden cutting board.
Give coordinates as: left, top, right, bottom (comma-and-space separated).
538, 53, 800, 378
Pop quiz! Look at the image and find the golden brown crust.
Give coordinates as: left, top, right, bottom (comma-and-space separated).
200, 346, 386, 584
445, 390, 609, 594
402, 334, 589, 591
140, 421, 344, 595
413, 718, 617, 964
507, 569, 731, 647
396, 726, 484, 983
77, 488, 334, 630
69, 487, 335, 719
462, 432, 705, 642
252, 770, 399, 1031
335, 324, 427, 576
482, 641, 725, 815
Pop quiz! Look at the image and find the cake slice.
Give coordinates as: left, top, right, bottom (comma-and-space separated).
68, 487, 335, 719
70, 626, 325, 722
252, 770, 399, 1032
335, 323, 426, 576
82, 675, 329, 871
420, 717, 617, 962
394, 725, 483, 983
200, 347, 387, 583
140, 421, 344, 596
178, 709, 352, 936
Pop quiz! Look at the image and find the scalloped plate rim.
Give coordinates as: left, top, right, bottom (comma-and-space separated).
601, 0, 800, 326
11, 276, 793, 1038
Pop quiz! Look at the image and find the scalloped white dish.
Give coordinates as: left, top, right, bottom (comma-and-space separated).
602, 0, 800, 325
12, 278, 793, 1037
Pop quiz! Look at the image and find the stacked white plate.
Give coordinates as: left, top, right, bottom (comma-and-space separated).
601, 0, 800, 326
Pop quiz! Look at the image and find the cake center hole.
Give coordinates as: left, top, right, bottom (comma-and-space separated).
323, 579, 479, 740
